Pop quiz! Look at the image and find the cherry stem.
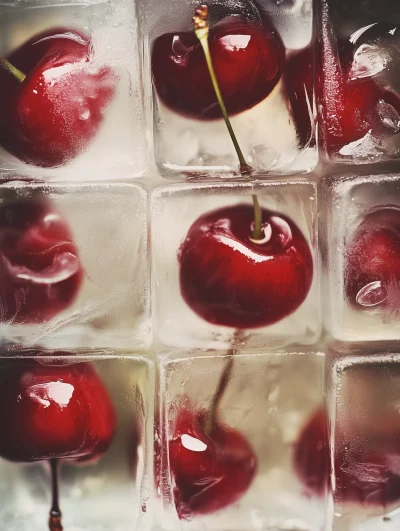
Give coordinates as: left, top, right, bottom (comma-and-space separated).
204, 351, 235, 436
193, 6, 263, 241
49, 459, 63, 531
0, 57, 26, 83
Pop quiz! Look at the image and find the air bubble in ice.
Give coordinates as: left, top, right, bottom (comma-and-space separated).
356, 281, 388, 307
377, 100, 400, 133
349, 44, 390, 80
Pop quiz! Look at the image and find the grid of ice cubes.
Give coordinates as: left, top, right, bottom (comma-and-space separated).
1, 0, 400, 530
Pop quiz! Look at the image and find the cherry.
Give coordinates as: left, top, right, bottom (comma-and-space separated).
151, 14, 285, 120
0, 359, 116, 462
319, 33, 400, 153
345, 207, 400, 311
0, 27, 116, 167
284, 47, 314, 148
294, 408, 328, 497
169, 406, 257, 519
0, 193, 83, 324
294, 409, 400, 507
179, 204, 313, 328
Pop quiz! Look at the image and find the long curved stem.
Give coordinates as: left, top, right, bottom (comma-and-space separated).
204, 352, 235, 436
0, 57, 26, 83
193, 5, 263, 240
48, 459, 63, 531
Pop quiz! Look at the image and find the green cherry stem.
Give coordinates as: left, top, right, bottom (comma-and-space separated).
0, 57, 26, 83
193, 5, 263, 242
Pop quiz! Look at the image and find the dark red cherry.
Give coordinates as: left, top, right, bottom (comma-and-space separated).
151, 15, 285, 120
295, 409, 400, 507
324, 78, 400, 152
0, 194, 83, 323
179, 204, 313, 328
294, 408, 328, 497
285, 47, 314, 148
0, 28, 116, 167
169, 407, 257, 519
319, 37, 400, 153
0, 360, 116, 462
345, 208, 400, 311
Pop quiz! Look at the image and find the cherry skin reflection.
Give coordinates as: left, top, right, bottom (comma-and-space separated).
0, 360, 116, 462
0, 195, 83, 324
152, 15, 285, 120
0, 27, 116, 167
169, 407, 257, 519
179, 204, 313, 328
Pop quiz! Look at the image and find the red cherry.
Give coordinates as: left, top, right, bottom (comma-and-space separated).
0, 28, 116, 167
295, 409, 400, 507
179, 204, 313, 328
0, 360, 116, 462
319, 38, 400, 153
169, 407, 257, 519
284, 47, 314, 148
294, 408, 328, 497
151, 15, 285, 120
0, 194, 83, 323
345, 208, 400, 311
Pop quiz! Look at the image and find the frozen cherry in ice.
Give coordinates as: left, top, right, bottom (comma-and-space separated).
0, 360, 116, 462
295, 409, 400, 507
179, 204, 313, 328
345, 207, 400, 311
294, 408, 328, 496
151, 14, 284, 120
319, 35, 400, 153
0, 194, 83, 323
0, 359, 116, 531
0, 27, 116, 167
169, 407, 257, 519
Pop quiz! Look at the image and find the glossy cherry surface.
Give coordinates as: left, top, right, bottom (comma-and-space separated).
0, 360, 116, 462
0, 194, 83, 324
345, 207, 400, 310
179, 204, 313, 328
152, 15, 285, 120
0, 28, 116, 167
169, 407, 257, 519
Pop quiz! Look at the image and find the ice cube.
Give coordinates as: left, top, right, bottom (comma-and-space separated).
142, 0, 316, 177
322, 172, 400, 342
0, 0, 147, 179
0, 349, 154, 531
151, 178, 320, 350
0, 180, 150, 349
155, 348, 325, 530
330, 347, 400, 530
316, 0, 400, 163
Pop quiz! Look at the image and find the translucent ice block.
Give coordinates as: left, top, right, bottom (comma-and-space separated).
0, 349, 154, 531
154, 348, 326, 531
140, 0, 316, 177
322, 172, 400, 342
0, 180, 150, 349
152, 178, 320, 350
0, 0, 147, 179
330, 345, 400, 530
316, 0, 400, 163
